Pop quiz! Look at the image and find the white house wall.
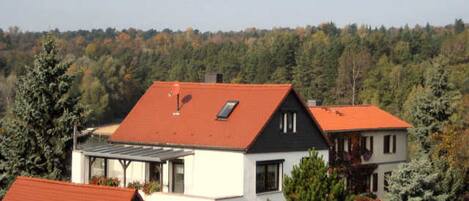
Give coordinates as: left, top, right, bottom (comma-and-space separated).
181, 149, 245, 198
141, 192, 217, 201
372, 162, 404, 199
243, 150, 329, 201
361, 130, 407, 200
107, 159, 147, 186
361, 130, 408, 164
72, 148, 329, 201
71, 150, 86, 184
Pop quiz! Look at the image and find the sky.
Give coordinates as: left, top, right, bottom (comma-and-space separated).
0, 0, 468, 32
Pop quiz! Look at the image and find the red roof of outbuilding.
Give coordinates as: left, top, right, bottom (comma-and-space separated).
110, 81, 293, 150
3, 176, 140, 201
309, 105, 411, 133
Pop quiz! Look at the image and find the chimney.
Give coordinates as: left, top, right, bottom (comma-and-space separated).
307, 99, 321, 107
205, 73, 223, 83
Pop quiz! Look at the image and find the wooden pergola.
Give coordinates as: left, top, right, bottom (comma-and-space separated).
80, 143, 193, 187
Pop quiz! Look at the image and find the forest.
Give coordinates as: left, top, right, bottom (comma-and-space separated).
0, 20, 468, 127
0, 19, 468, 199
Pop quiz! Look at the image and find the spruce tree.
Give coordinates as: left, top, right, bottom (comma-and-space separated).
408, 59, 459, 152
0, 36, 83, 194
283, 149, 352, 201
387, 155, 464, 201
388, 58, 465, 200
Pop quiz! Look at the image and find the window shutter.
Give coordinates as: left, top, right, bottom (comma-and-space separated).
335, 138, 339, 152
384, 135, 390, 153
348, 138, 352, 152
338, 138, 345, 153
370, 136, 374, 153
344, 138, 349, 152
372, 173, 378, 192
392, 135, 396, 153
360, 136, 367, 150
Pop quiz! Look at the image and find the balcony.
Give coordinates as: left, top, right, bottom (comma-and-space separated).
329, 133, 374, 166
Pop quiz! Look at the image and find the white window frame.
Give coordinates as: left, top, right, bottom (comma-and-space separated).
292, 112, 297, 133
281, 112, 297, 134
283, 113, 288, 133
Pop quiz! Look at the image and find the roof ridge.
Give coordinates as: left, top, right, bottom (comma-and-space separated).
16, 176, 135, 193
153, 81, 292, 88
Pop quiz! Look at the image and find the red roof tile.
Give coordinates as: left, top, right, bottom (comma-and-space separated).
309, 105, 411, 133
110, 81, 293, 150
3, 176, 140, 201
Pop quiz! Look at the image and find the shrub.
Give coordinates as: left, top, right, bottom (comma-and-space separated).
142, 181, 160, 195
354, 194, 380, 201
283, 149, 353, 201
127, 181, 143, 190
90, 176, 120, 187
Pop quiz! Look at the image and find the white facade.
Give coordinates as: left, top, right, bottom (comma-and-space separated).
361, 130, 408, 164
362, 130, 407, 199
243, 151, 328, 201
72, 148, 329, 201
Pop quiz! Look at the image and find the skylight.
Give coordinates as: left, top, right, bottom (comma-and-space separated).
217, 100, 239, 119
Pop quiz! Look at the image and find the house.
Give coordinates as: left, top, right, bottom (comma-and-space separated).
3, 176, 142, 201
72, 80, 329, 201
309, 105, 411, 199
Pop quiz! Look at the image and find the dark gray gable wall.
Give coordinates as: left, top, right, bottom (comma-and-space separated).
247, 91, 329, 153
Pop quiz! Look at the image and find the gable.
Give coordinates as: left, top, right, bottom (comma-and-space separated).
247, 91, 329, 153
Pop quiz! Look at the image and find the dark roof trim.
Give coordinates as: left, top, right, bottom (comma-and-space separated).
256, 159, 285, 165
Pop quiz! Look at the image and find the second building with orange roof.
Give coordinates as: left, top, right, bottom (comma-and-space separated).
309, 104, 411, 199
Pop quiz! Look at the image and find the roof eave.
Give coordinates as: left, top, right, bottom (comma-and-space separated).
109, 139, 247, 152
324, 127, 411, 134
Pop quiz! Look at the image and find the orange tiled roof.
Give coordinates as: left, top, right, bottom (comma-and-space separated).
309, 105, 411, 133
3, 176, 140, 201
110, 81, 293, 150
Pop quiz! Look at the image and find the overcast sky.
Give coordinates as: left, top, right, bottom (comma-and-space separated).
0, 0, 468, 32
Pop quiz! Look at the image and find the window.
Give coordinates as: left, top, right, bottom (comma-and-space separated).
384, 172, 392, 192
346, 137, 351, 152
335, 137, 351, 154
216, 100, 239, 119
280, 112, 297, 133
90, 158, 107, 178
172, 160, 184, 193
256, 160, 283, 193
370, 173, 378, 192
360, 136, 374, 152
384, 135, 396, 154
149, 162, 162, 184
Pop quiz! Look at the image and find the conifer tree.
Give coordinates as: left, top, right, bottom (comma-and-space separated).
388, 58, 465, 200
407, 59, 459, 152
283, 149, 352, 201
387, 155, 464, 201
0, 36, 83, 194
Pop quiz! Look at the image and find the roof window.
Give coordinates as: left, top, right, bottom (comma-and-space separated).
217, 100, 239, 120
